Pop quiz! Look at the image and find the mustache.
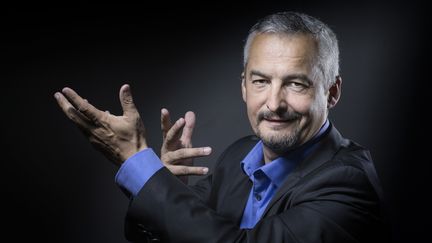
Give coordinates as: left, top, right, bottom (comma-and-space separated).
257, 110, 301, 123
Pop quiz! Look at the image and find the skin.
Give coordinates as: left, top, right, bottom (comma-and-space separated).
54, 85, 210, 176
160, 108, 211, 181
54, 85, 148, 164
242, 33, 341, 163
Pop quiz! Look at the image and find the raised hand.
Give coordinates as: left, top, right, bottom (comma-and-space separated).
54, 84, 147, 166
160, 108, 211, 182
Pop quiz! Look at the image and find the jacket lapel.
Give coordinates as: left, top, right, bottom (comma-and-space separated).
261, 125, 348, 217
216, 166, 252, 225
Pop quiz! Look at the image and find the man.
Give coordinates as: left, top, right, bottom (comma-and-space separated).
54, 12, 386, 242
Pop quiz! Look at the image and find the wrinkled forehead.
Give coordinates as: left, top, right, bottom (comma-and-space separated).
245, 33, 318, 77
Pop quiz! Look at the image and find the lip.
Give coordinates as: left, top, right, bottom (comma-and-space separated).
260, 118, 297, 132
262, 119, 292, 127
261, 118, 297, 129
263, 118, 289, 123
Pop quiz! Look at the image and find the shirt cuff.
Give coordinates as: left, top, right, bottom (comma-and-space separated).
115, 148, 164, 197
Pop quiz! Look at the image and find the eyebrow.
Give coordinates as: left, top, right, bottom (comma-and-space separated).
249, 70, 313, 85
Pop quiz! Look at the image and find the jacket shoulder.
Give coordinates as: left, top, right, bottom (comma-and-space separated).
333, 140, 374, 171
215, 135, 259, 166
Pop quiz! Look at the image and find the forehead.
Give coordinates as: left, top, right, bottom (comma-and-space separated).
246, 33, 317, 74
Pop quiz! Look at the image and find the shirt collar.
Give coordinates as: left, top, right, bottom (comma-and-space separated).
241, 119, 330, 187
241, 140, 264, 178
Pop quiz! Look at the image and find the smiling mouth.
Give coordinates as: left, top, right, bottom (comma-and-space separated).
258, 111, 301, 127
262, 118, 297, 127
264, 119, 289, 124
264, 118, 289, 122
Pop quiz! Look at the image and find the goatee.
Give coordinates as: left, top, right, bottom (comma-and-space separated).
257, 126, 300, 154
256, 110, 302, 154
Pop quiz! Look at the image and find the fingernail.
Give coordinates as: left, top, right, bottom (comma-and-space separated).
202, 168, 209, 174
54, 93, 60, 99
203, 147, 212, 154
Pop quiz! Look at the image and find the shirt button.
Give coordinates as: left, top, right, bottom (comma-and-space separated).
255, 194, 262, 201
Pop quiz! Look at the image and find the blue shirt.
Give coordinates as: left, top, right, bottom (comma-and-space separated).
116, 120, 330, 227
239, 120, 329, 228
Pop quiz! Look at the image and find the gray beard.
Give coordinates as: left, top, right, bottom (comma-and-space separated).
257, 126, 300, 154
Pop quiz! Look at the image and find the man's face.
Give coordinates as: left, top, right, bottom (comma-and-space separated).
242, 33, 330, 153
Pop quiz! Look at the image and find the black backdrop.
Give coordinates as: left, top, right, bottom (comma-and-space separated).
3, 2, 427, 242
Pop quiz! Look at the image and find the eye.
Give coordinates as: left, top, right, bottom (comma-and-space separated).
287, 82, 308, 92
252, 79, 269, 86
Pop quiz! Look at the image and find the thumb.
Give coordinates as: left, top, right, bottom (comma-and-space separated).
119, 84, 137, 116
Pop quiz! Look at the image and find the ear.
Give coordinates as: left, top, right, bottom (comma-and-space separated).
327, 76, 342, 109
241, 71, 247, 102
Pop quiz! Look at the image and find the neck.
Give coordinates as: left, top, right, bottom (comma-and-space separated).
263, 146, 281, 164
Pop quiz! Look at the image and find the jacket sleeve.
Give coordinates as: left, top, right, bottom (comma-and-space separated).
124, 162, 385, 243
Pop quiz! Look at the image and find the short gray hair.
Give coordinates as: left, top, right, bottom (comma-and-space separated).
244, 12, 339, 88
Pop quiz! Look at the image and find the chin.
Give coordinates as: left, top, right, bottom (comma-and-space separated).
258, 129, 300, 152
259, 124, 295, 137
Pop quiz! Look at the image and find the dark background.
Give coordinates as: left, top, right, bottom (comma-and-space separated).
3, 2, 427, 242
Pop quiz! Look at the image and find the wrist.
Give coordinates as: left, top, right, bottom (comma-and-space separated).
120, 144, 148, 164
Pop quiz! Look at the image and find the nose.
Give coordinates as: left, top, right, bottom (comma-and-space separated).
266, 83, 287, 113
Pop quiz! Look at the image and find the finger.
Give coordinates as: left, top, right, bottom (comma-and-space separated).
119, 84, 138, 117
164, 117, 185, 147
161, 108, 172, 139
61, 87, 104, 123
54, 92, 93, 129
167, 165, 209, 176
181, 111, 195, 147
164, 147, 212, 164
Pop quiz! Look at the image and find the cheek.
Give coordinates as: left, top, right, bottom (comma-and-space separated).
298, 95, 327, 119
288, 96, 314, 114
246, 99, 259, 117
246, 91, 265, 112
245, 97, 264, 125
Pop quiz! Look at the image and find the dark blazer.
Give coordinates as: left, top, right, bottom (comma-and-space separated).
125, 124, 387, 243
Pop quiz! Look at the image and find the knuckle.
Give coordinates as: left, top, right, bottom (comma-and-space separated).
130, 111, 139, 119
165, 132, 173, 141
123, 97, 133, 104
162, 154, 172, 164
180, 167, 189, 175
186, 148, 196, 157
178, 149, 186, 158
98, 113, 108, 125
66, 107, 75, 118
78, 104, 89, 113
173, 149, 191, 160
172, 167, 181, 175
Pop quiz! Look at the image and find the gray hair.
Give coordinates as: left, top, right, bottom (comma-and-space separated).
243, 12, 339, 88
